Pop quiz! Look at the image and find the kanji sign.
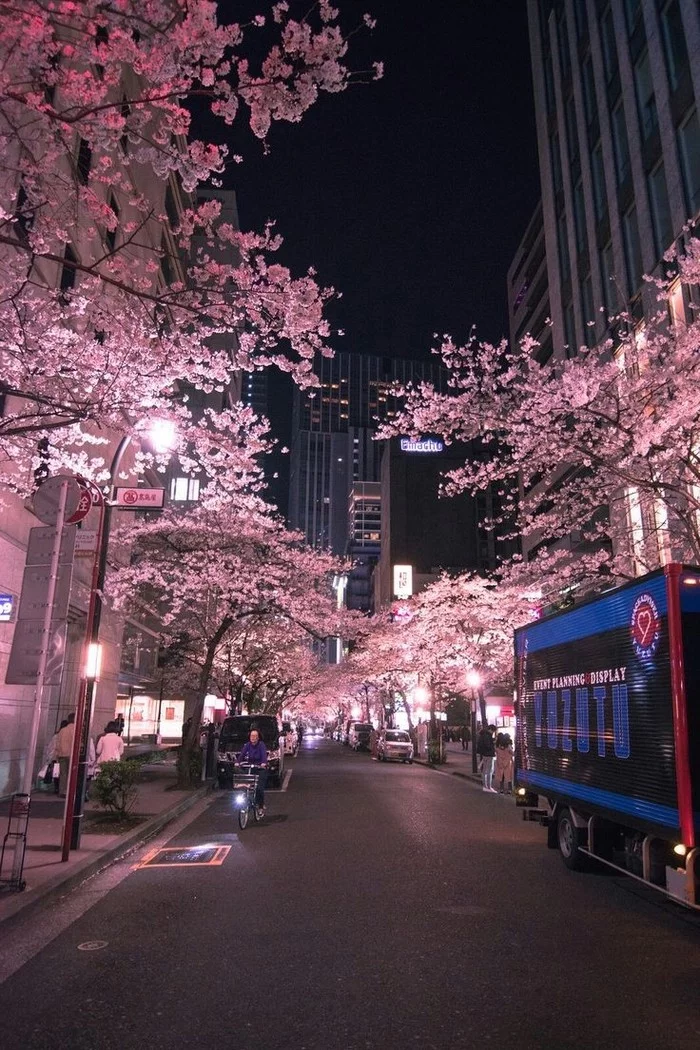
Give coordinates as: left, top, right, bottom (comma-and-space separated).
66, 484, 93, 525
114, 487, 165, 509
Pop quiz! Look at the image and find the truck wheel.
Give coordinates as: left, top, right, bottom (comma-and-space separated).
557, 808, 586, 871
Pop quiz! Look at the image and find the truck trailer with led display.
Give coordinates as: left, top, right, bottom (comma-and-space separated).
514, 563, 700, 909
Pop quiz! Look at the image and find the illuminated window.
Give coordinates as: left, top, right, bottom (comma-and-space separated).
626, 487, 646, 574
169, 477, 200, 502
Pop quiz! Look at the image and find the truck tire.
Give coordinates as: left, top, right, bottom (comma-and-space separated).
557, 807, 586, 871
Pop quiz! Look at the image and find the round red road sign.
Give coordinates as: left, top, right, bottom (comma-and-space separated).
66, 485, 93, 524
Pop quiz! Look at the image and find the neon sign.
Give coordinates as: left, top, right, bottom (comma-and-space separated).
400, 437, 444, 453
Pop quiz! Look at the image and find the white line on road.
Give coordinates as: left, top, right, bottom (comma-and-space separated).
280, 769, 293, 792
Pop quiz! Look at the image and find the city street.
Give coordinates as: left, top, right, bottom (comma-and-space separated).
1, 736, 699, 1050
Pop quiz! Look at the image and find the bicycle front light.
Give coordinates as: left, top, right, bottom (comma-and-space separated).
234, 793, 246, 806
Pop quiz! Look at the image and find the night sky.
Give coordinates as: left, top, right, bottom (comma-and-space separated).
220, 2, 541, 512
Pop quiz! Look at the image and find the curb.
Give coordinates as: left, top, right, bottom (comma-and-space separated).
0, 783, 212, 930
414, 757, 482, 784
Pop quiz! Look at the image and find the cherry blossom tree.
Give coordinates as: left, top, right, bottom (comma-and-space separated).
109, 496, 361, 784
383, 239, 700, 592
0, 1, 380, 490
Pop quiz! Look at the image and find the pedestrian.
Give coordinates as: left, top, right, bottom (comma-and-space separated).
55, 713, 75, 796
460, 724, 470, 751
369, 726, 378, 759
95, 720, 125, 772
40, 723, 62, 794
85, 736, 97, 801
495, 732, 514, 794
476, 724, 497, 793
115, 713, 125, 736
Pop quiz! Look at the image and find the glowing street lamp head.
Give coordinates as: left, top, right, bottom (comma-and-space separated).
466, 670, 482, 689
148, 418, 178, 454
413, 685, 430, 704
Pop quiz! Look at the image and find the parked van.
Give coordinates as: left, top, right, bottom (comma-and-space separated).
217, 715, 284, 787
347, 721, 374, 751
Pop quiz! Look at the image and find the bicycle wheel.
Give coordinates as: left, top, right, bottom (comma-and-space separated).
238, 804, 249, 830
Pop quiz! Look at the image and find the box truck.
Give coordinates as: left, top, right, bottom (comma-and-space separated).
514, 563, 699, 909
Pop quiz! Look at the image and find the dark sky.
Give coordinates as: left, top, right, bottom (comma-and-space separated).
220, 2, 541, 510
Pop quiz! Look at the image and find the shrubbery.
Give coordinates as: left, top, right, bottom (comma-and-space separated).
92, 760, 140, 818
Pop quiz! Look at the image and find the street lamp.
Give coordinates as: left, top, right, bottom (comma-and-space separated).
64, 420, 176, 855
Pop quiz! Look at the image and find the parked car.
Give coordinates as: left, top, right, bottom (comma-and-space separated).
217, 715, 284, 787
347, 721, 374, 751
282, 721, 298, 756
377, 729, 413, 763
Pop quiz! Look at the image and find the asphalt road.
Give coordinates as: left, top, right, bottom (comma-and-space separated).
1, 737, 699, 1050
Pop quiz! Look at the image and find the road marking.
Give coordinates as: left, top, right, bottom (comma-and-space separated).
280, 769, 293, 792
77, 940, 108, 951
133, 844, 231, 869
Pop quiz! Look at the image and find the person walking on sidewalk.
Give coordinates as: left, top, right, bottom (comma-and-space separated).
460, 725, 470, 751
495, 732, 514, 794
95, 721, 125, 772
55, 713, 75, 797
477, 724, 497, 793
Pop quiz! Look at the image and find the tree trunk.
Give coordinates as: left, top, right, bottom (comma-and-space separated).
178, 616, 233, 788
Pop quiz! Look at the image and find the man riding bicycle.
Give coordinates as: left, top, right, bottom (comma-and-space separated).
238, 728, 268, 813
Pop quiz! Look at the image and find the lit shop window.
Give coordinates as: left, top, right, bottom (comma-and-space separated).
169, 476, 200, 502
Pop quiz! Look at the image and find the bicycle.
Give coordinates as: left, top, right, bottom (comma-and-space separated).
232, 763, 266, 830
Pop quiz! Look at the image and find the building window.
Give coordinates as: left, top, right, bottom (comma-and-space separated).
668, 278, 685, 327
573, 179, 587, 253
599, 241, 616, 316
622, 205, 643, 296
591, 141, 606, 221
169, 477, 200, 502
677, 108, 700, 215
565, 93, 579, 164
564, 301, 577, 357
557, 212, 571, 283
634, 50, 657, 140
611, 102, 631, 185
660, 0, 689, 92
647, 161, 673, 258
76, 138, 92, 185
581, 274, 596, 346
59, 244, 78, 297
623, 0, 643, 35
600, 6, 618, 83
582, 56, 597, 127
550, 131, 563, 195
557, 11, 571, 80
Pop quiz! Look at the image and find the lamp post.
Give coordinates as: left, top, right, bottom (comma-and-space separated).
467, 670, 482, 776
65, 420, 176, 854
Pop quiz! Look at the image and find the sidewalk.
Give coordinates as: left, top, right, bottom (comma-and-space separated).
0, 753, 208, 927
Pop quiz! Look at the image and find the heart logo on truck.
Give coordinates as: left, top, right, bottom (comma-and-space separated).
630, 593, 661, 660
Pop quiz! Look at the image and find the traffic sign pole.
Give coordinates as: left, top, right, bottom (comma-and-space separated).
21, 480, 70, 797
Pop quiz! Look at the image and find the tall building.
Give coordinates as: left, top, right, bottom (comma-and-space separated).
288, 352, 444, 555
524, 0, 700, 363
374, 439, 518, 611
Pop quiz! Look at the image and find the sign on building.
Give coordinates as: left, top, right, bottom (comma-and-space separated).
393, 564, 413, 599
114, 487, 165, 509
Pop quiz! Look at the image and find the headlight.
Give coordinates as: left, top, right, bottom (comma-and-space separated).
234, 793, 246, 806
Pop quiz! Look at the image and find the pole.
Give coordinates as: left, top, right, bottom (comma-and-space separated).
67, 436, 131, 852
62, 480, 105, 860
471, 693, 478, 776
22, 480, 70, 797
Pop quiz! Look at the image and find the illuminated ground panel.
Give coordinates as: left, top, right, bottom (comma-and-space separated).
134, 844, 231, 869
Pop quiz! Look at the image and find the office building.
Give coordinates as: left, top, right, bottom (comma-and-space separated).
288, 352, 444, 556
524, 0, 700, 362
374, 438, 517, 611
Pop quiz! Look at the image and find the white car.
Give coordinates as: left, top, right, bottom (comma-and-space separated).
377, 729, 413, 763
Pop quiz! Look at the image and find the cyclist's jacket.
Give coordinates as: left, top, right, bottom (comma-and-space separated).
240, 740, 268, 765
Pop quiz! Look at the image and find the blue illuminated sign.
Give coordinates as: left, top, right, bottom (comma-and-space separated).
399, 437, 444, 453
0, 594, 15, 622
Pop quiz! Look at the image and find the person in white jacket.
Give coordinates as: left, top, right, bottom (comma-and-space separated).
95, 721, 124, 771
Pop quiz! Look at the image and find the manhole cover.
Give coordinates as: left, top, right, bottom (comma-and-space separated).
135, 844, 231, 869
78, 940, 108, 951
